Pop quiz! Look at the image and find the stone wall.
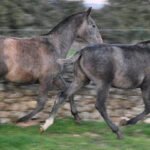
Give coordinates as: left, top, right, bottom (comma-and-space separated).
0, 63, 149, 124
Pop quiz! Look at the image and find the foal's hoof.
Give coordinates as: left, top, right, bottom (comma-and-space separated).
116, 131, 124, 140
75, 116, 81, 124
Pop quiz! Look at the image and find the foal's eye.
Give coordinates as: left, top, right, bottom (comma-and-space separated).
92, 25, 96, 28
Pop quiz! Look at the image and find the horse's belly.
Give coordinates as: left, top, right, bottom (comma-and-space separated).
5, 70, 35, 83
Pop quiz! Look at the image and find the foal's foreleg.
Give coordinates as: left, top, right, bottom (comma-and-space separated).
53, 76, 80, 122
124, 83, 150, 125
17, 76, 53, 122
96, 83, 123, 139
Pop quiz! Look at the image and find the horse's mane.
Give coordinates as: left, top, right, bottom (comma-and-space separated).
41, 11, 85, 36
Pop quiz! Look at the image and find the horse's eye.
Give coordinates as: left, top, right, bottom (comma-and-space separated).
92, 25, 96, 28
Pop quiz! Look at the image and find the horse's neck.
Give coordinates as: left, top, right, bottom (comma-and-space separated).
48, 24, 77, 58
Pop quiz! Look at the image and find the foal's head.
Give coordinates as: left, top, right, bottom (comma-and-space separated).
136, 40, 150, 47
76, 7, 103, 44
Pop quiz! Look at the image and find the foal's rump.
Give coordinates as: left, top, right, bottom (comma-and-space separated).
0, 37, 56, 83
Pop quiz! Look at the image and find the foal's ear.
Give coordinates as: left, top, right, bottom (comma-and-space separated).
86, 7, 92, 17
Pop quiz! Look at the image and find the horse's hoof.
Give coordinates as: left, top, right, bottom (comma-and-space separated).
120, 119, 127, 126
120, 117, 129, 126
16, 118, 23, 123
40, 126, 45, 134
16, 117, 28, 123
16, 120, 38, 127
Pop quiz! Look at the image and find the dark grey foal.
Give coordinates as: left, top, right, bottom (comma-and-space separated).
41, 41, 150, 139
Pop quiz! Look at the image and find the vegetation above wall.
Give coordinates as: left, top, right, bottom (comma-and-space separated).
0, 0, 150, 43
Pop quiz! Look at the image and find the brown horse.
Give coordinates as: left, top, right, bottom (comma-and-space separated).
0, 8, 102, 123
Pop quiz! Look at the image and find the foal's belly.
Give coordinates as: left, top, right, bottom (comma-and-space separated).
112, 72, 144, 89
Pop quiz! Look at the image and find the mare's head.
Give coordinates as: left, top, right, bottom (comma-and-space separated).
44, 7, 102, 45
75, 7, 103, 44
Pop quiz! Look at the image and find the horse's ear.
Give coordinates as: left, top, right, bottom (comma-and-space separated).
86, 7, 92, 17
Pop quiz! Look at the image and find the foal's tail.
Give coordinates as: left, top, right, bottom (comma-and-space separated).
57, 50, 82, 65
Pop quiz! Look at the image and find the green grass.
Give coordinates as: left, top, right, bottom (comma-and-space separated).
67, 49, 76, 57
0, 118, 150, 150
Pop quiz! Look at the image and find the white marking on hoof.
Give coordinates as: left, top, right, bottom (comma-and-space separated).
40, 117, 54, 131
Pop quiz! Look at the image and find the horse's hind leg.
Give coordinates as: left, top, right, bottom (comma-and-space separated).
17, 76, 53, 122
124, 80, 150, 125
96, 82, 123, 139
53, 75, 81, 123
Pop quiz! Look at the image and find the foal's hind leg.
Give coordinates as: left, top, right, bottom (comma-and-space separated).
70, 96, 81, 123
40, 72, 89, 131
124, 80, 150, 125
96, 83, 123, 139
17, 76, 53, 122
53, 75, 81, 123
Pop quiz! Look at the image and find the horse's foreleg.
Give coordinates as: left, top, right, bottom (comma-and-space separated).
53, 75, 81, 123
96, 83, 123, 139
123, 81, 150, 125
17, 76, 53, 122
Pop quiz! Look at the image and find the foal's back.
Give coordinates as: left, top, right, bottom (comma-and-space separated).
80, 44, 150, 89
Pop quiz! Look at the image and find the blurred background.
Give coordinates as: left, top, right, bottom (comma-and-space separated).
0, 0, 150, 43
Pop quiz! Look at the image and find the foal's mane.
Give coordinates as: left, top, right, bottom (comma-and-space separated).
42, 11, 85, 36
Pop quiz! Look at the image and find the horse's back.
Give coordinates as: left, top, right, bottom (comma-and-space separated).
0, 37, 58, 83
